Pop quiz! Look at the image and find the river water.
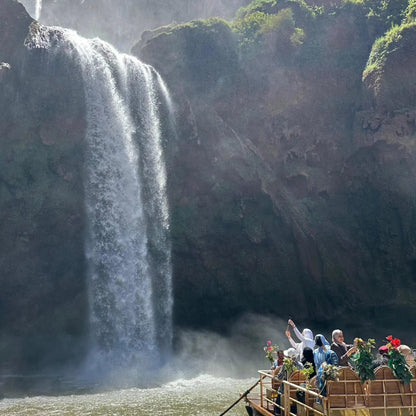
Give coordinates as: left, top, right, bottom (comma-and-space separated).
0, 375, 255, 416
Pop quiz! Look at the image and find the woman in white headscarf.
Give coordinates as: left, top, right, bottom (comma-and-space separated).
285, 319, 315, 359
330, 329, 357, 367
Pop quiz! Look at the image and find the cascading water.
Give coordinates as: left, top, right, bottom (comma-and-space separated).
35, 0, 42, 20
17, 0, 42, 20
25, 25, 173, 370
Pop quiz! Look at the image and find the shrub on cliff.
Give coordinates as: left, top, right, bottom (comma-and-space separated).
260, 8, 305, 47
232, 11, 268, 51
236, 0, 316, 29
363, 21, 416, 110
233, 8, 305, 58
343, 0, 408, 33
363, 22, 416, 78
405, 0, 416, 22
364, 0, 407, 28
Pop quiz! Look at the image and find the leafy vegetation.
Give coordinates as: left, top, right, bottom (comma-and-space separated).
363, 21, 416, 78
351, 338, 376, 384
235, 0, 316, 30
405, 0, 416, 22
236, 0, 278, 17
342, 0, 408, 29
232, 10, 269, 50
386, 336, 413, 385
365, 0, 407, 28
232, 7, 305, 56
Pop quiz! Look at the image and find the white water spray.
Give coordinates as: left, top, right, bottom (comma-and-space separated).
35, 0, 42, 20
25, 26, 173, 369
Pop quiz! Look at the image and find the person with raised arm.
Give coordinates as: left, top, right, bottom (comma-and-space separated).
285, 318, 314, 359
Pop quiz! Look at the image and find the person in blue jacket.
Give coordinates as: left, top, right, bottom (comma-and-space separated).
313, 334, 332, 370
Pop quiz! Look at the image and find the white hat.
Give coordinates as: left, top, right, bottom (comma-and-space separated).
284, 348, 297, 358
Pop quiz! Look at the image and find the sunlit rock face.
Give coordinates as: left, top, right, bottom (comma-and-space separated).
136, 7, 416, 335
0, 0, 88, 371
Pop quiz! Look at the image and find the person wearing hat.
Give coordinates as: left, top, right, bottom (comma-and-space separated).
276, 348, 304, 381
372, 345, 390, 368
284, 347, 301, 360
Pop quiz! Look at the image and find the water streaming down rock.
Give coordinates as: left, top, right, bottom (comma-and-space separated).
19, 0, 42, 20
35, 0, 42, 19
25, 25, 173, 369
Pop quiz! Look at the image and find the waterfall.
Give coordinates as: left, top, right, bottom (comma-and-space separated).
35, 0, 42, 20
17, 0, 41, 19
25, 26, 173, 368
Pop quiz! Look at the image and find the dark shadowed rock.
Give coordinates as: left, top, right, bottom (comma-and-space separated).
0, 0, 87, 372
0, 0, 33, 64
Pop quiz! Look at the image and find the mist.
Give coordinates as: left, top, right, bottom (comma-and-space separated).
171, 314, 289, 379
70, 313, 416, 391
2, 310, 413, 396
19, 0, 252, 51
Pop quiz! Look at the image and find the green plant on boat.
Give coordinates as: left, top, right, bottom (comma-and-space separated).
284, 357, 297, 375
321, 363, 340, 382
300, 361, 315, 388
351, 338, 376, 384
386, 335, 412, 385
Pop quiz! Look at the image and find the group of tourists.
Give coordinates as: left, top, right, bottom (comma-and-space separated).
271, 318, 415, 382
268, 319, 416, 416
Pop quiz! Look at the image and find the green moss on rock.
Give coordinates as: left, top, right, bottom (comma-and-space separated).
363, 22, 416, 111
136, 18, 239, 94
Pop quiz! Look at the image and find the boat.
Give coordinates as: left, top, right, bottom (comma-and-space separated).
245, 365, 416, 416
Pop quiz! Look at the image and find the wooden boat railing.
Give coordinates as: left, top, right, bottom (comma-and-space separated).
258, 369, 325, 416
253, 367, 416, 416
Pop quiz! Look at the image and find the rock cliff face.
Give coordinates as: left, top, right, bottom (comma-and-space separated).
1, 0, 416, 373
135, 5, 416, 335
0, 0, 88, 371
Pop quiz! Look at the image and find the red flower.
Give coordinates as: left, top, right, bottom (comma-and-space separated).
385, 335, 401, 350
268, 346, 273, 351
391, 338, 401, 348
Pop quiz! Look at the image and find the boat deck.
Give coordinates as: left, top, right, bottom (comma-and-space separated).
246, 366, 416, 416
